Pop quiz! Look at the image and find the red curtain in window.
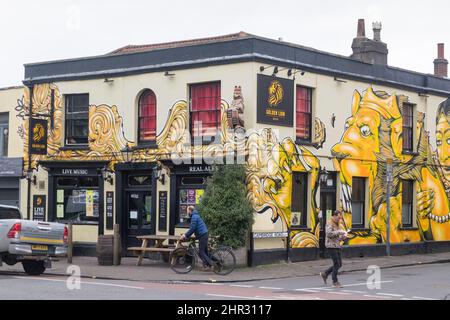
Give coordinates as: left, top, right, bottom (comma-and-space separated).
190, 82, 221, 137
139, 90, 157, 142
296, 86, 312, 140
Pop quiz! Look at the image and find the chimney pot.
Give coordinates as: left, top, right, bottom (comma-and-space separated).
438, 43, 445, 59
373, 22, 382, 41
357, 19, 366, 37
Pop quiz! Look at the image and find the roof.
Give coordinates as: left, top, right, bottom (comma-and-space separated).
23, 32, 450, 96
109, 31, 253, 55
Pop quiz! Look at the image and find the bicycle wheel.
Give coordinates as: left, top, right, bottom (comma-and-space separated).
210, 247, 236, 275
170, 247, 196, 274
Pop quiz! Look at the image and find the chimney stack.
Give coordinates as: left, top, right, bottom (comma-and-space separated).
434, 43, 448, 77
351, 19, 388, 65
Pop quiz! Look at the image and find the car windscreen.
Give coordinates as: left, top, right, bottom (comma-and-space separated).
0, 207, 21, 220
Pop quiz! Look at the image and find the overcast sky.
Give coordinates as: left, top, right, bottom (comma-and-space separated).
0, 0, 449, 87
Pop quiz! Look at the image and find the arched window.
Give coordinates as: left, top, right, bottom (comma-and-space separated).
138, 90, 157, 143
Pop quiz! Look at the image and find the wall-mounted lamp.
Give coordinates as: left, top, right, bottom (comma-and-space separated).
334, 77, 347, 83
164, 71, 176, 77
26, 171, 37, 186
101, 168, 114, 185
331, 113, 336, 128
154, 162, 166, 185
104, 78, 114, 84
319, 167, 329, 184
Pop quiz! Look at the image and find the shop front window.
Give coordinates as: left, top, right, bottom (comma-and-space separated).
55, 176, 99, 222
177, 176, 206, 224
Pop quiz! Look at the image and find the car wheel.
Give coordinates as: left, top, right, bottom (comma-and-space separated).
22, 260, 46, 276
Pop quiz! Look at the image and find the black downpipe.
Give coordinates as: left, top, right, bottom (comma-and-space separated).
26, 85, 34, 220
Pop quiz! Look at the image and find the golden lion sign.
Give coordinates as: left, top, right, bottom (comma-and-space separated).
29, 118, 48, 155
257, 74, 294, 126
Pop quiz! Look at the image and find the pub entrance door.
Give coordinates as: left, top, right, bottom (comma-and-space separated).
126, 190, 153, 248
319, 172, 337, 258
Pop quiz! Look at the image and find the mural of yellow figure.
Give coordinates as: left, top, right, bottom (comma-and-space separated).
435, 99, 450, 199
246, 123, 326, 248
332, 87, 450, 244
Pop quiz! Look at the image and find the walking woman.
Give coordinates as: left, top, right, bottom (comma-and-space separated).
320, 210, 348, 288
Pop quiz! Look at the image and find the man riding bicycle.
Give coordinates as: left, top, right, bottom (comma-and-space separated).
179, 206, 215, 270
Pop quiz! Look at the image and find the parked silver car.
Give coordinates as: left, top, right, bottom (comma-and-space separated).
0, 205, 68, 275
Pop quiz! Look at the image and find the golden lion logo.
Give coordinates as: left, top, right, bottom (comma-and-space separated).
268, 80, 283, 106
36, 197, 42, 206
33, 123, 45, 142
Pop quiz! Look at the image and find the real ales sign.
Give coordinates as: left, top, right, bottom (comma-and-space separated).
257, 74, 294, 127
29, 118, 48, 155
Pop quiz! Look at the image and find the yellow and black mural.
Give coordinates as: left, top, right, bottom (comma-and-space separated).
18, 83, 450, 248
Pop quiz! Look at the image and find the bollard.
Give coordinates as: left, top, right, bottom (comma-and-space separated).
67, 223, 73, 264
113, 224, 121, 266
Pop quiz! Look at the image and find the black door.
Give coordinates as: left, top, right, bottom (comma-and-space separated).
126, 191, 153, 248
319, 173, 337, 258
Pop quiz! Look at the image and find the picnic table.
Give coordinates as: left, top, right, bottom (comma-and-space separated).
127, 235, 182, 266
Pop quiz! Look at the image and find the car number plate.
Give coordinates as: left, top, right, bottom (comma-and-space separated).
32, 245, 48, 251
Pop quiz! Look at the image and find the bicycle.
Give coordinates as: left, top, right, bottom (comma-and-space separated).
170, 236, 236, 275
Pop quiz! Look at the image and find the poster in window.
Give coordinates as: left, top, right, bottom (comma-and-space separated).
86, 190, 94, 217
257, 74, 294, 127
57, 190, 64, 203
187, 189, 196, 203
57, 204, 65, 218
195, 189, 205, 204
179, 205, 188, 223
179, 190, 187, 204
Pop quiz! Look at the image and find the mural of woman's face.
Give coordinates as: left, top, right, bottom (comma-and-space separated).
436, 113, 450, 168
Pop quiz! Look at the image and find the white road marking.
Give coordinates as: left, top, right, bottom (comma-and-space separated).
341, 290, 367, 294
258, 286, 283, 290
294, 289, 320, 293
411, 296, 438, 300
201, 282, 223, 286
376, 293, 403, 297
229, 284, 254, 288
14, 276, 145, 290
328, 291, 351, 295
363, 294, 392, 299
314, 288, 333, 291
340, 280, 393, 288
206, 294, 269, 300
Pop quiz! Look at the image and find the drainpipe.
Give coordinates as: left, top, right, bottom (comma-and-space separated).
26, 84, 34, 220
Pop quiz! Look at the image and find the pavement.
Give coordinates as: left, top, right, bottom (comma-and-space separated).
3, 251, 450, 283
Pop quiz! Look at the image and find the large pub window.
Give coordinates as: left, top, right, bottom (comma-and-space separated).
189, 82, 221, 139
0, 112, 8, 157
296, 86, 313, 142
138, 90, 157, 143
291, 172, 308, 228
55, 176, 99, 222
401, 180, 414, 227
402, 103, 414, 152
351, 177, 366, 229
177, 176, 206, 225
65, 94, 89, 145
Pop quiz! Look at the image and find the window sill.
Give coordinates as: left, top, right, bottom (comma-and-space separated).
402, 150, 418, 156
55, 221, 98, 226
399, 226, 418, 231
175, 223, 190, 229
289, 226, 310, 232
60, 145, 90, 151
186, 138, 217, 146
295, 139, 316, 147
132, 142, 158, 150
349, 228, 371, 232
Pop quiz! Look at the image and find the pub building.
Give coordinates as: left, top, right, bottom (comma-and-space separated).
16, 22, 450, 264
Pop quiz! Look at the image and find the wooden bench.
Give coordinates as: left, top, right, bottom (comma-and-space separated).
127, 235, 181, 266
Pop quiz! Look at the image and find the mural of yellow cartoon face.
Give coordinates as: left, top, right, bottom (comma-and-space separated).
436, 100, 450, 173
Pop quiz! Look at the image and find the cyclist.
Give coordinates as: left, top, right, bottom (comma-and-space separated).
179, 206, 215, 270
